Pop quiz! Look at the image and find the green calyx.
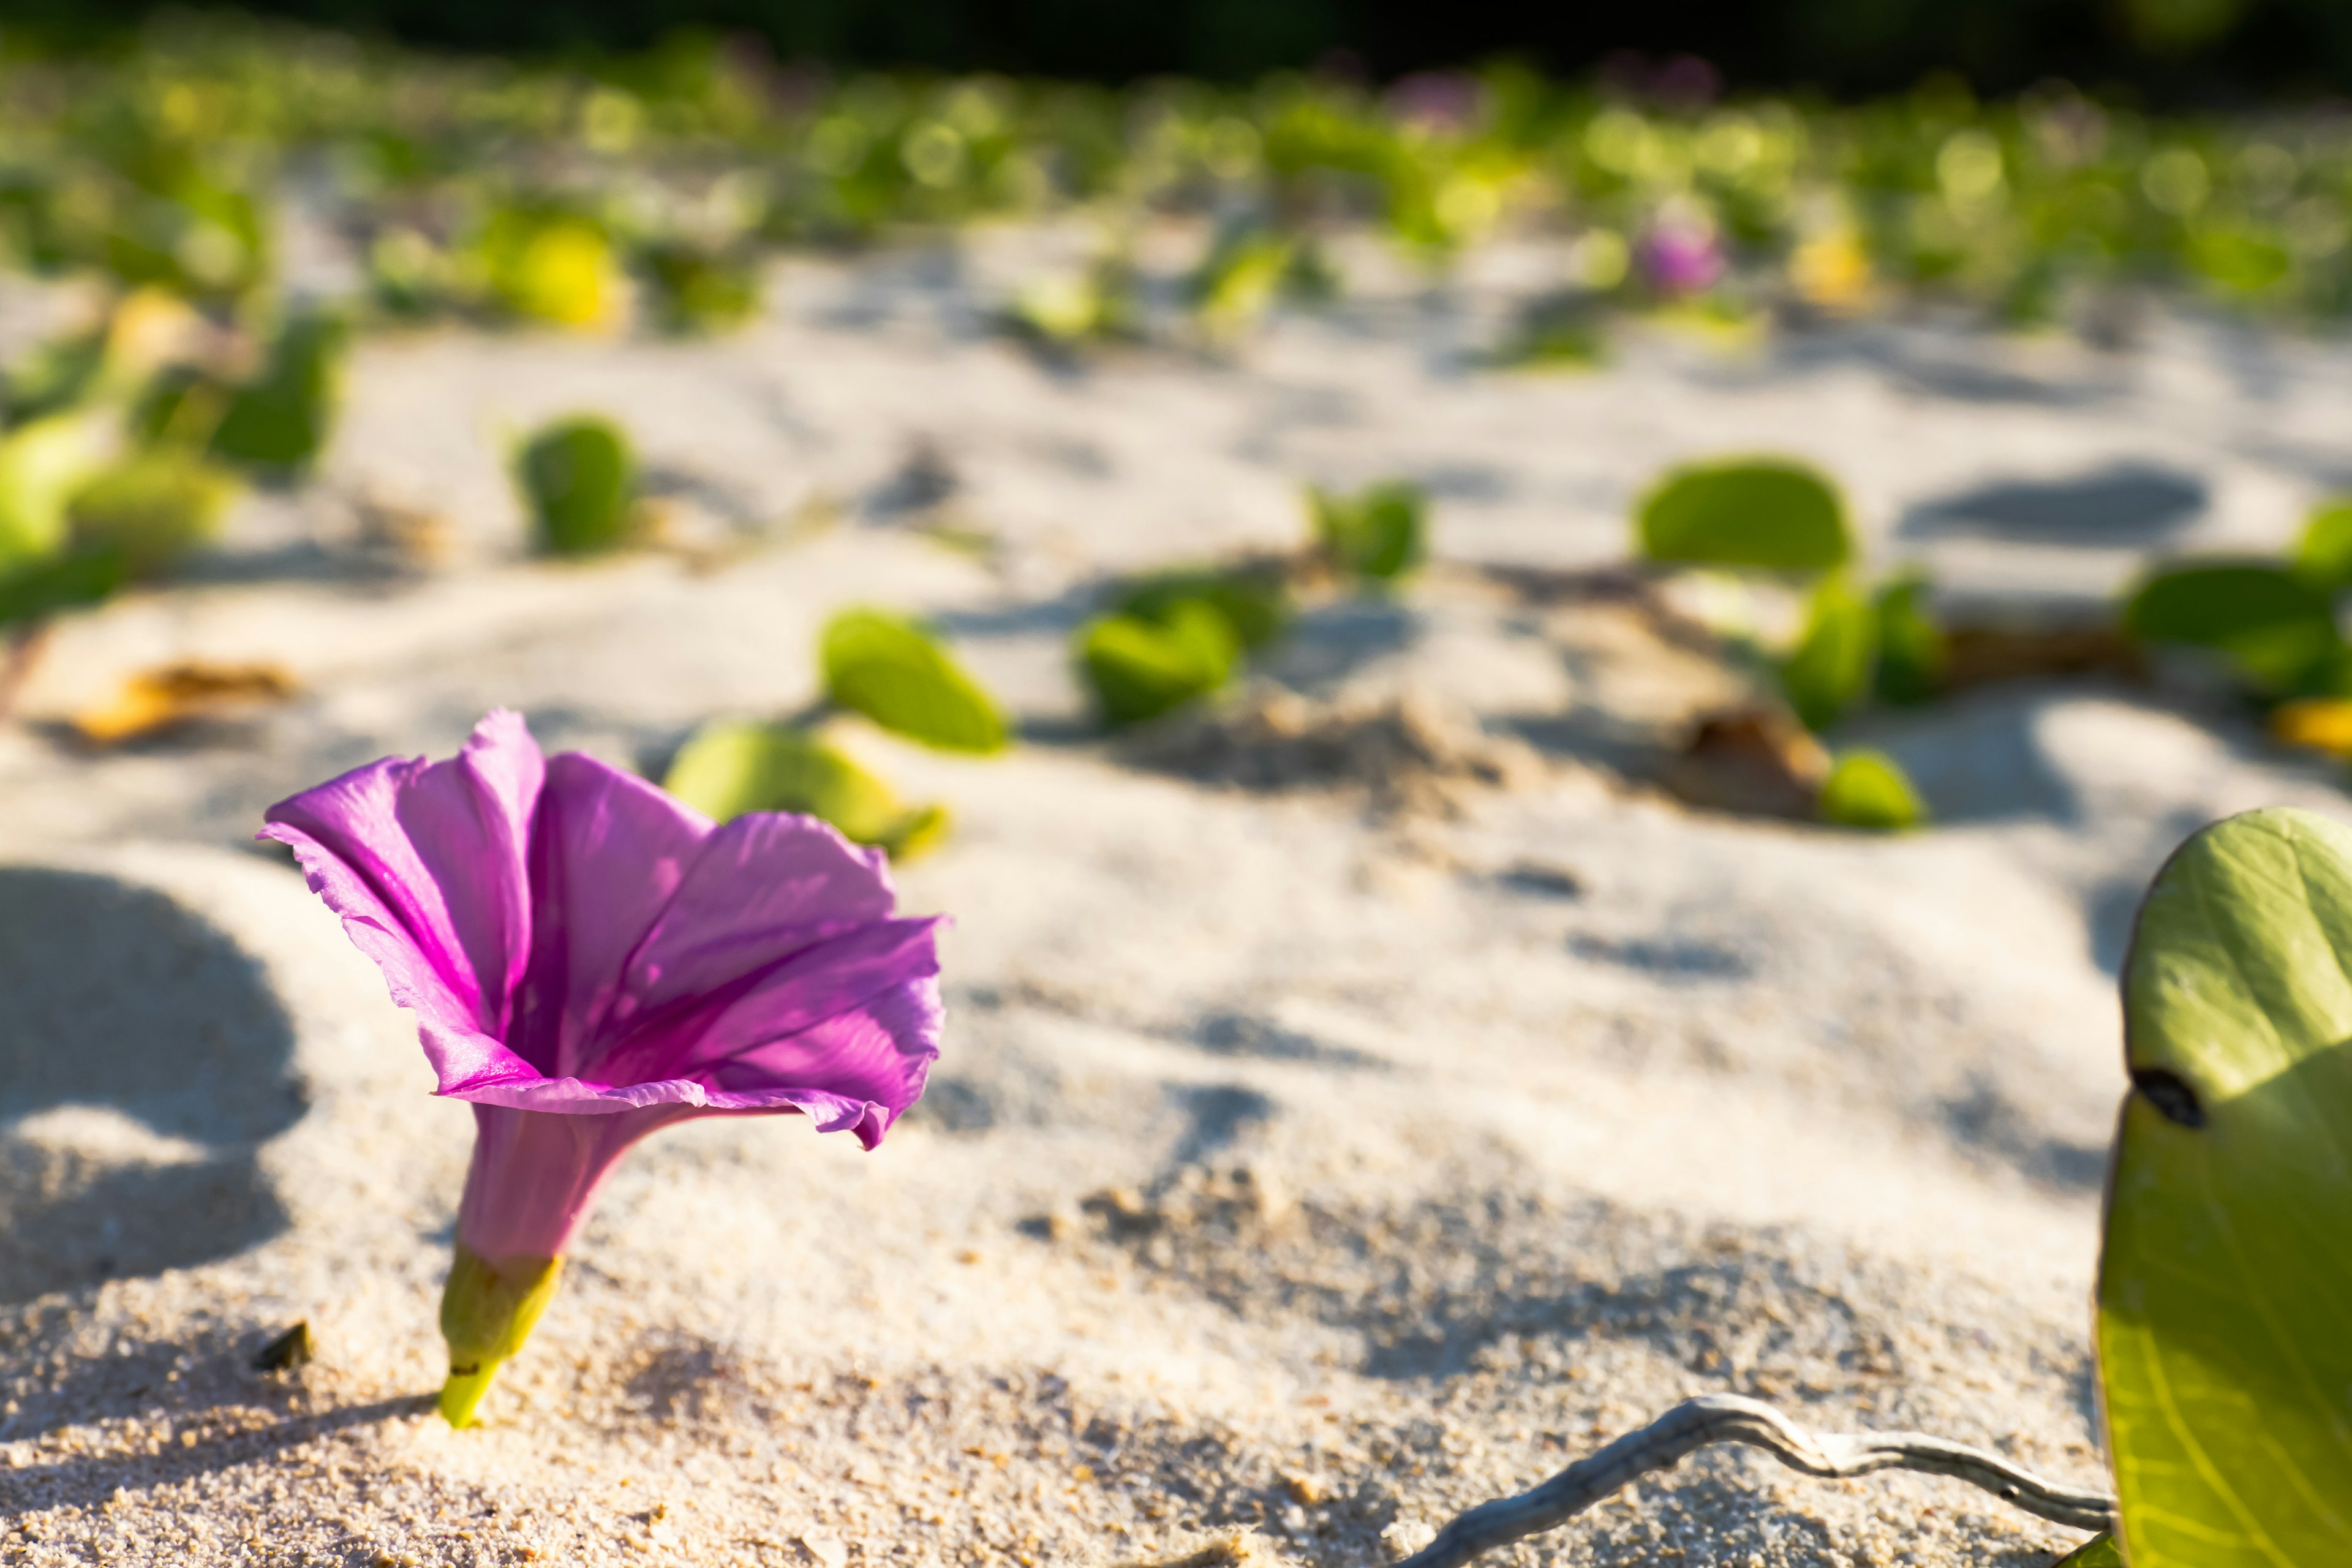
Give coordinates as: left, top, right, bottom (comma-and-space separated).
438, 1242, 562, 1428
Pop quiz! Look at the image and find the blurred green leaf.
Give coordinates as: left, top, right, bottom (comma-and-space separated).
821, 608, 1009, 754
1637, 458, 1850, 573
1779, 572, 1877, 731
209, 312, 347, 472
1872, 573, 1947, 706
0, 545, 122, 630
67, 454, 236, 577
640, 243, 761, 335
2293, 498, 2352, 594
1077, 600, 1237, 726
663, 720, 948, 858
2122, 561, 2342, 693
1114, 564, 1290, 652
1817, 748, 1925, 831
1311, 480, 1427, 585
481, 209, 617, 330
2102, 807, 2352, 1565
517, 415, 637, 556
1191, 226, 1295, 339
2048, 1535, 2120, 1568
0, 412, 108, 565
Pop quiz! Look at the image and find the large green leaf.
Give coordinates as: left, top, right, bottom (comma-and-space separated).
516, 415, 636, 556
2050, 1535, 2121, 1568
1076, 600, 1237, 726
2293, 499, 2352, 595
2122, 562, 2342, 695
820, 609, 1008, 754
1779, 572, 1877, 731
2100, 806, 2352, 1566
1311, 481, 1428, 585
662, 721, 947, 859
1635, 458, 1850, 573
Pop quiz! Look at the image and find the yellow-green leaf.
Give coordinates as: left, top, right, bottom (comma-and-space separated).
662, 720, 948, 859
1636, 458, 1850, 573
2101, 807, 2352, 1566
820, 609, 1008, 754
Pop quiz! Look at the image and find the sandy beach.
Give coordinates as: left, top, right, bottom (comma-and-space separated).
2, 236, 2348, 1566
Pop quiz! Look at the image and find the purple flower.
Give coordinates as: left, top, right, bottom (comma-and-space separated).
1636, 217, 1725, 298
260, 710, 941, 1424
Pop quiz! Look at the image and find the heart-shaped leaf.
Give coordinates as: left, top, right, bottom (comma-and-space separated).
516, 416, 636, 557
1815, 748, 1926, 831
209, 311, 347, 473
1077, 600, 1237, 726
820, 609, 1008, 754
1636, 458, 1850, 573
1311, 481, 1428, 584
662, 720, 948, 859
2101, 806, 2352, 1565
2122, 562, 2342, 695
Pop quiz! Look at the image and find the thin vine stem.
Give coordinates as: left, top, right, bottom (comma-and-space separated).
1392, 1393, 2117, 1568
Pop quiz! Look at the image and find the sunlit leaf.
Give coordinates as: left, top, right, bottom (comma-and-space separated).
2122, 561, 2342, 693
821, 608, 1008, 754
481, 210, 617, 330
2101, 807, 2352, 1566
2049, 1535, 2120, 1568
1779, 572, 1877, 731
2292, 497, 2352, 594
1816, 748, 1924, 831
1636, 458, 1850, 573
516, 415, 637, 556
67, 454, 236, 577
1311, 480, 1428, 584
1871, 573, 1947, 706
662, 720, 948, 859
1077, 600, 1237, 726
0, 412, 108, 564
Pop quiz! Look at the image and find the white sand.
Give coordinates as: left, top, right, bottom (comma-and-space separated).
3, 242, 2350, 1566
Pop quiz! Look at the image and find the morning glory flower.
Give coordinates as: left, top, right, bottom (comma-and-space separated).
260, 710, 941, 1425
1635, 212, 1725, 298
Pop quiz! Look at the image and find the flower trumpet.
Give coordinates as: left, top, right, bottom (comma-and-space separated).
262, 710, 941, 1425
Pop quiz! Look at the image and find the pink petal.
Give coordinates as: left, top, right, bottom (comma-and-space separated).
260, 710, 541, 1043
511, 753, 713, 1079
456, 1102, 703, 1262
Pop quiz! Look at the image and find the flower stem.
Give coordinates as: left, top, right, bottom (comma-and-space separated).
438, 1243, 562, 1428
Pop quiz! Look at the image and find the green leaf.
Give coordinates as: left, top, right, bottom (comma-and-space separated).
2101, 807, 2352, 1566
1636, 458, 1850, 573
67, 454, 236, 578
0, 411, 107, 565
2122, 561, 2342, 694
1872, 573, 1947, 706
2293, 499, 2352, 595
820, 609, 1008, 754
209, 311, 347, 472
2049, 1535, 2121, 1568
481, 209, 616, 329
639, 243, 761, 336
662, 720, 948, 858
1077, 600, 1237, 726
1817, 748, 1926, 831
1779, 573, 1877, 731
1114, 565, 1291, 652
0, 545, 122, 629
517, 416, 637, 556
1311, 481, 1428, 584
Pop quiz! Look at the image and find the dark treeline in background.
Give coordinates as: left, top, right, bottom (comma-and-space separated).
15, 0, 2352, 100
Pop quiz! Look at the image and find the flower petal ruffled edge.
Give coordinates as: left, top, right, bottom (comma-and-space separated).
448, 1069, 911, 1149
